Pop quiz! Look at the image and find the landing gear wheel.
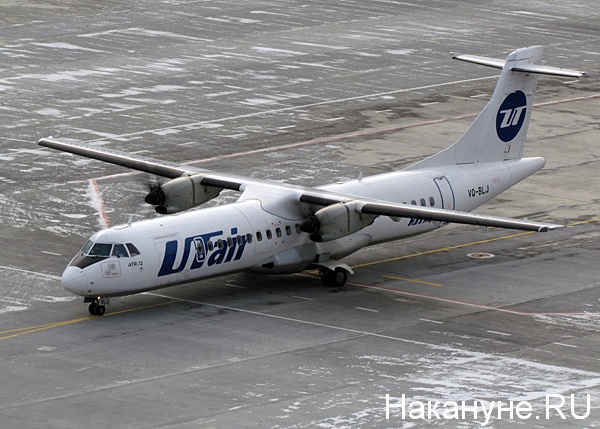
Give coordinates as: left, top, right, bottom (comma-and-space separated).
88, 301, 106, 316
332, 268, 348, 287
319, 267, 348, 287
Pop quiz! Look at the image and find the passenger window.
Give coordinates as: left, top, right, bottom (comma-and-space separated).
126, 243, 140, 257
275, 228, 282, 238
411, 200, 417, 205
429, 197, 435, 206
89, 243, 112, 257
207, 241, 214, 251
295, 224, 301, 234
227, 237, 233, 247
420, 198, 426, 207
112, 244, 129, 258
217, 239, 224, 250
266, 229, 273, 240
256, 231, 263, 242
246, 233, 253, 244
285, 226, 292, 236
237, 235, 243, 245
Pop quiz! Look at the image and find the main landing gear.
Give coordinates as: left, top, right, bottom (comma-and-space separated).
85, 297, 110, 316
319, 267, 349, 287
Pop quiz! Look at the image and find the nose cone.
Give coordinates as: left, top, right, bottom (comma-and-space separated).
62, 266, 89, 296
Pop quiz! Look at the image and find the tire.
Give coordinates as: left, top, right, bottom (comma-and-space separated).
88, 302, 97, 315
319, 267, 348, 287
332, 268, 348, 287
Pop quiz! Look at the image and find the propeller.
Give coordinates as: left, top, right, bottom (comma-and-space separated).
143, 177, 166, 206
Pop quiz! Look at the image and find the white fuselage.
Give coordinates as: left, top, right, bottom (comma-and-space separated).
61, 157, 544, 298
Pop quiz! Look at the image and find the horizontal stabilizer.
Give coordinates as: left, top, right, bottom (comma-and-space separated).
452, 51, 585, 78
452, 53, 505, 69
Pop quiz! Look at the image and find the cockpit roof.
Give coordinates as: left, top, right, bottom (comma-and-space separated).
89, 228, 128, 244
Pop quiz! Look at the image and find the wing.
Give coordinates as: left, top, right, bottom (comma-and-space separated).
37, 137, 243, 191
299, 192, 562, 233
37, 137, 562, 232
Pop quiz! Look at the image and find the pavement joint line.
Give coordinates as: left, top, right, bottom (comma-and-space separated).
350, 281, 600, 317
87, 93, 600, 184
1, 329, 368, 410
80, 76, 500, 144
351, 218, 600, 269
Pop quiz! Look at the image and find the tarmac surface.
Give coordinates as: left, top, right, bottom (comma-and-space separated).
1, 1, 600, 428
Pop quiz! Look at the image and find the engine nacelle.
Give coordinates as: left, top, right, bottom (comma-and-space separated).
299, 201, 377, 242
145, 174, 222, 214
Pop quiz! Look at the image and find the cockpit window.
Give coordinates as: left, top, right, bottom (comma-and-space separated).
89, 243, 112, 257
126, 243, 140, 256
71, 241, 140, 269
111, 244, 129, 258
81, 240, 94, 255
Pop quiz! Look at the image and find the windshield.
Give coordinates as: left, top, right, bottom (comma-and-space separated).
88, 243, 113, 257
72, 240, 141, 269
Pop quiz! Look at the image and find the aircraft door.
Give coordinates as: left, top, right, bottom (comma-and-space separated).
433, 176, 456, 210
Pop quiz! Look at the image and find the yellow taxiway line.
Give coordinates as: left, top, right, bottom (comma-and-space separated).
0, 301, 173, 341
381, 275, 443, 287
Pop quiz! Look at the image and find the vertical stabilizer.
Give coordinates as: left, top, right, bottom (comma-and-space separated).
407, 46, 584, 169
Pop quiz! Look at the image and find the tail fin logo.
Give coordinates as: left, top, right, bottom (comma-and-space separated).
496, 90, 527, 142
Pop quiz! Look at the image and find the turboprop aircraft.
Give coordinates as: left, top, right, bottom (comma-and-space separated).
38, 46, 584, 315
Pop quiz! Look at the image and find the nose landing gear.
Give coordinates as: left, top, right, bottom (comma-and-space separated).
85, 297, 110, 316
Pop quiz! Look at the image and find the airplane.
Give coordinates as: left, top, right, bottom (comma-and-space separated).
38, 46, 585, 316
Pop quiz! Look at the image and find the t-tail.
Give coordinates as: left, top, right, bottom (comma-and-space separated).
407, 46, 585, 170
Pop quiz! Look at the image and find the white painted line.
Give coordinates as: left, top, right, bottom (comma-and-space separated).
0, 266, 61, 281
41, 251, 62, 256
355, 307, 379, 313
420, 102, 439, 106
225, 284, 246, 289
487, 330, 511, 337
553, 342, 578, 348
292, 296, 314, 301
419, 318, 444, 324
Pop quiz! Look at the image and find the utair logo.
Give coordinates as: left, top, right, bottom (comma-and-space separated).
158, 228, 247, 277
496, 90, 527, 142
